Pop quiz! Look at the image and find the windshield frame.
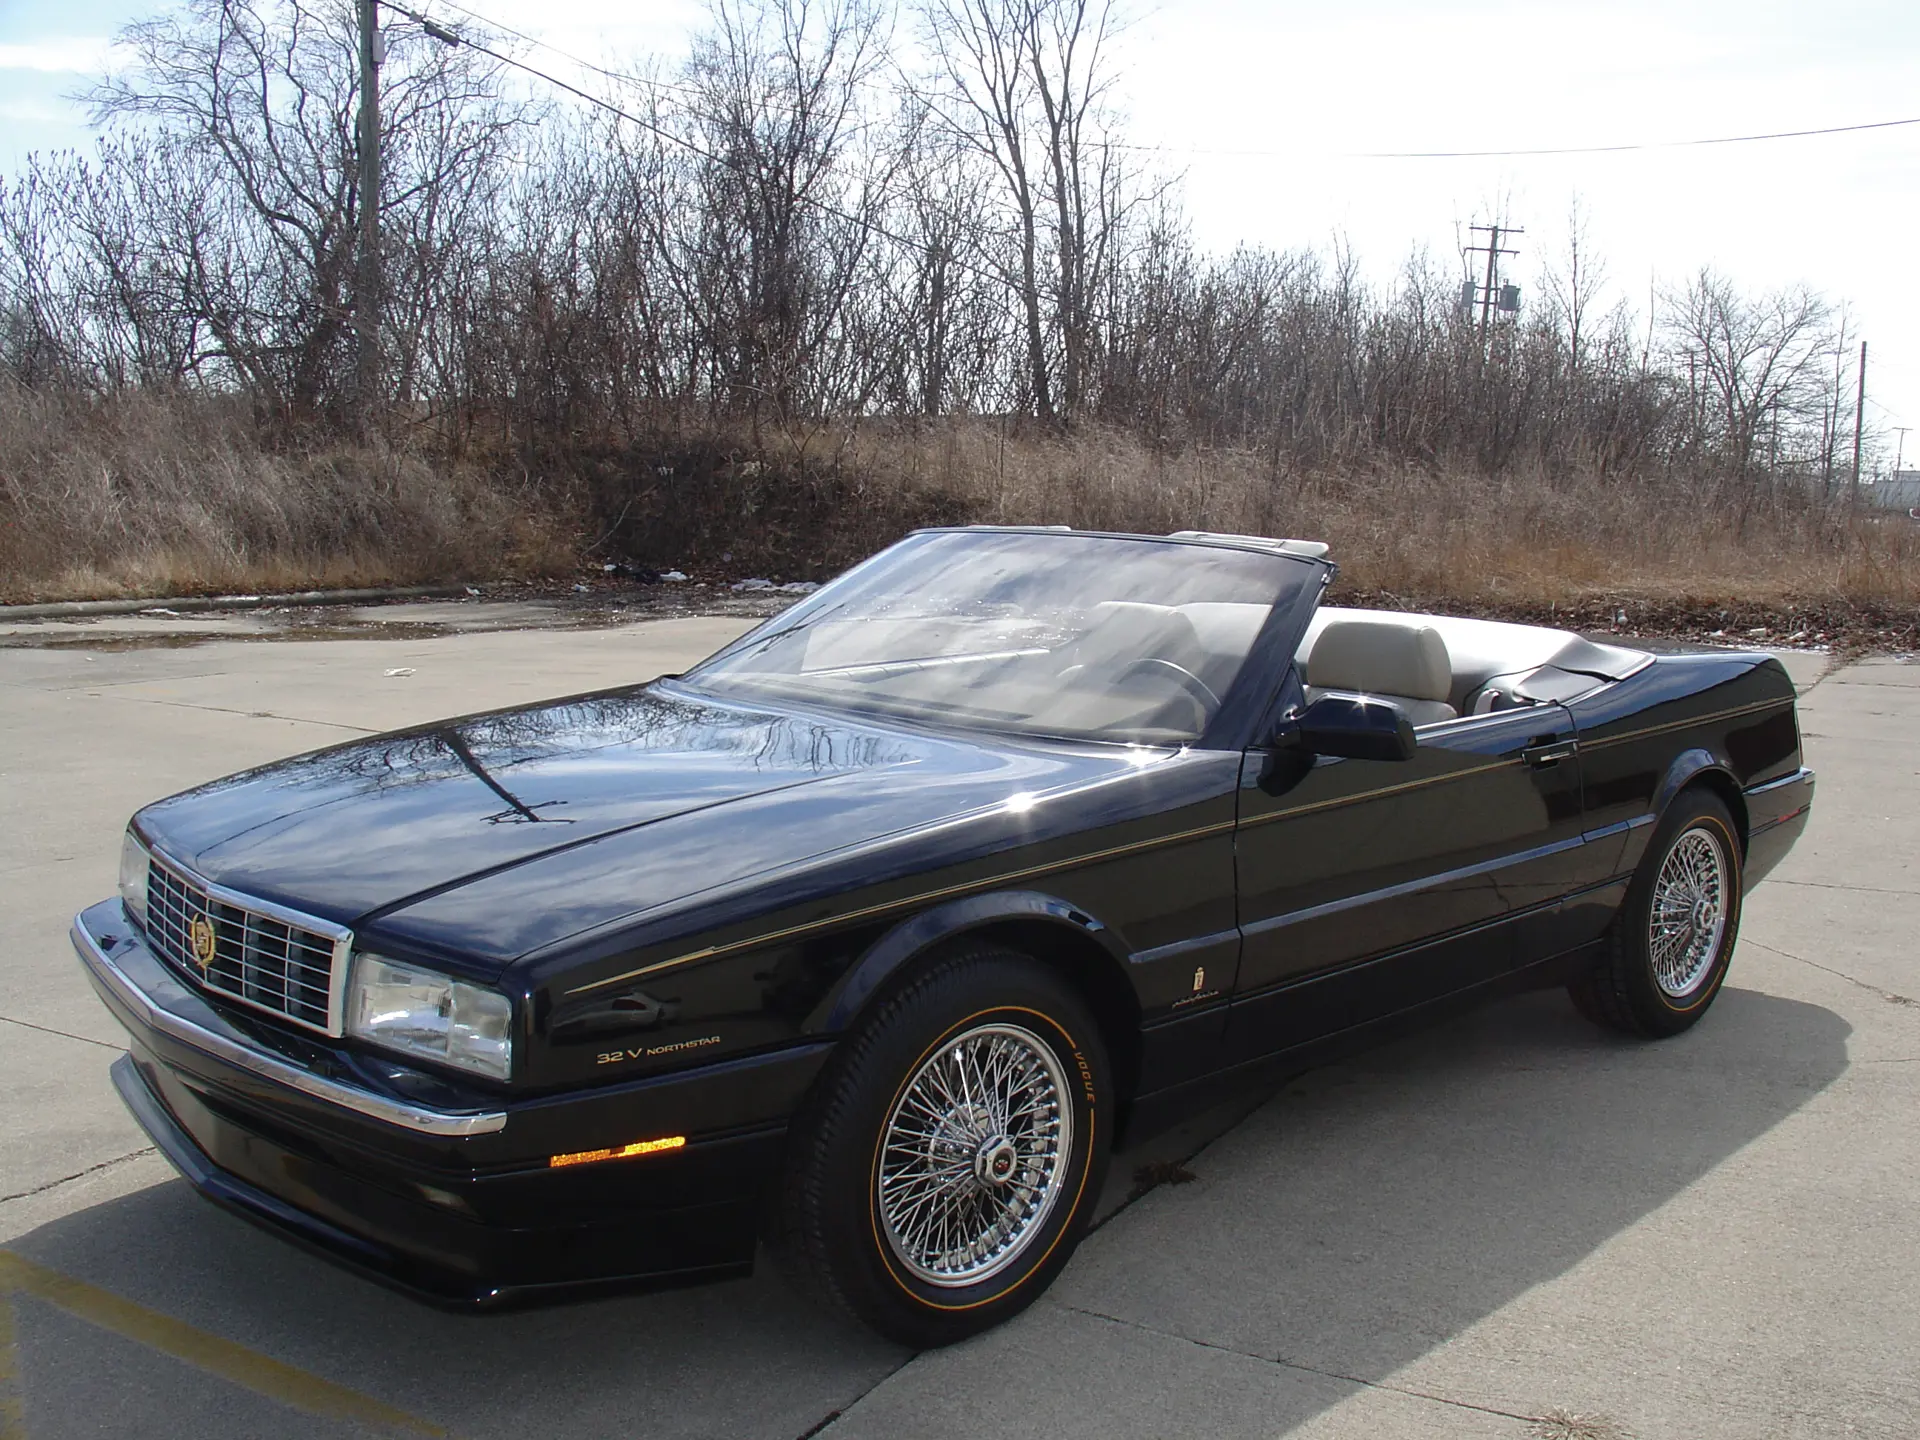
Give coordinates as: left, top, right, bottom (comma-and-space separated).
680, 528, 1331, 751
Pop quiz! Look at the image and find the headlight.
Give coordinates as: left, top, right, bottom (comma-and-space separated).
347, 954, 513, 1081
119, 830, 150, 928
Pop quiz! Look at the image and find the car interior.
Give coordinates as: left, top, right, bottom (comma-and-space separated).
1042, 601, 1651, 731
1296, 607, 1652, 725
715, 591, 1652, 745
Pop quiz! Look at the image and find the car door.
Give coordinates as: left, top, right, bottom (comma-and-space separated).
1226, 703, 1586, 1063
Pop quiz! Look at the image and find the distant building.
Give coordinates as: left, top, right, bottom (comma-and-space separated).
1865, 471, 1920, 510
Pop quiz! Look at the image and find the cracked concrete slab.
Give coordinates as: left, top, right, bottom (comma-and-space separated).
11, 1298, 362, 1440
0, 1021, 143, 1201
1827, 658, 1920, 688
824, 1300, 1533, 1439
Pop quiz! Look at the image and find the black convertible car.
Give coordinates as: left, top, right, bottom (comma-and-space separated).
73, 527, 1814, 1345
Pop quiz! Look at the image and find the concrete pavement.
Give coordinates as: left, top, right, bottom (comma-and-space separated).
1, 611, 1914, 1439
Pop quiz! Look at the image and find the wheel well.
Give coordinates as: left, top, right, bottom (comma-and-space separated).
1683, 769, 1750, 855
971, 918, 1144, 1136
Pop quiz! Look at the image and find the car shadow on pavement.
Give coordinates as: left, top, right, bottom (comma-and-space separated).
5, 1176, 906, 1440
4, 982, 1851, 1440
819, 982, 1856, 1438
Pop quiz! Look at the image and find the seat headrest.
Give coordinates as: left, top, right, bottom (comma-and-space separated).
1307, 619, 1452, 703
1077, 601, 1192, 663
1175, 602, 1271, 655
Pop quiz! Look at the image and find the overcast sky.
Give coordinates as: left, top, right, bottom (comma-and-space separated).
3, 0, 1916, 457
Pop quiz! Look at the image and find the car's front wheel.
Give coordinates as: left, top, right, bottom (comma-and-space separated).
773, 941, 1111, 1347
1570, 787, 1743, 1037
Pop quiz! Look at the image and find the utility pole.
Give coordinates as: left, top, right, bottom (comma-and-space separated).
355, 0, 382, 426
1893, 426, 1912, 475
1849, 340, 1867, 503
1464, 223, 1523, 339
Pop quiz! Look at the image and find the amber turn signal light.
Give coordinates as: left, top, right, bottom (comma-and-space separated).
547, 1135, 687, 1169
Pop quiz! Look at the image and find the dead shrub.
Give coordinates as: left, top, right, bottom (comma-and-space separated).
0, 383, 578, 601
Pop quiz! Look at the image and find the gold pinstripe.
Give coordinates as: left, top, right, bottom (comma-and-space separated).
564, 818, 1237, 995
1236, 758, 1517, 829
565, 699, 1790, 996
1578, 698, 1787, 752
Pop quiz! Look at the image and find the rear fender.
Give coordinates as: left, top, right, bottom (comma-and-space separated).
1646, 747, 1749, 857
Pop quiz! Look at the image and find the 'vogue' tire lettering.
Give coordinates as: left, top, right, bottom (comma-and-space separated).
772, 942, 1111, 1347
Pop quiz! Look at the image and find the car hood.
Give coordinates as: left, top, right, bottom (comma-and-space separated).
132, 683, 1141, 951
133, 683, 941, 924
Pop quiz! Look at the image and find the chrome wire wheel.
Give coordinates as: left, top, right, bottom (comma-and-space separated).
1649, 825, 1730, 999
876, 1021, 1073, 1288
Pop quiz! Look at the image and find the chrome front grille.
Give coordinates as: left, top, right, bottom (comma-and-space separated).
141, 849, 350, 1035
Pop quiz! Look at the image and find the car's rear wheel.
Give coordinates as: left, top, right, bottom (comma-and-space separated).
773, 941, 1110, 1347
1569, 788, 1743, 1037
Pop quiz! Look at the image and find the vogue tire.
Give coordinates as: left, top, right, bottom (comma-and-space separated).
1570, 788, 1743, 1038
773, 942, 1110, 1347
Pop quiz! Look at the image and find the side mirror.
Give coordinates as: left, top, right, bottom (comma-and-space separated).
1279, 694, 1417, 762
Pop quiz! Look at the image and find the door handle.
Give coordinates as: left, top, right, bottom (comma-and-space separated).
1522, 739, 1578, 767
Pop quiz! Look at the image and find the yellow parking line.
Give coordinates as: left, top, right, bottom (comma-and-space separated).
0, 1251, 445, 1436
0, 1292, 25, 1440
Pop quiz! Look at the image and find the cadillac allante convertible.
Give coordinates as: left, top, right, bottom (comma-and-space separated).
73, 527, 1814, 1345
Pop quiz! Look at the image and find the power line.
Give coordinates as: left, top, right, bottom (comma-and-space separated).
380, 1, 692, 128
389, 0, 1920, 165
1109, 114, 1920, 161
415, 0, 903, 130
423, 0, 712, 106
374, 0, 1920, 422
377, 1, 1006, 292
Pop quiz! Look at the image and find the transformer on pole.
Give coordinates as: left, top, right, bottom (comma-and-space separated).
1461, 223, 1523, 338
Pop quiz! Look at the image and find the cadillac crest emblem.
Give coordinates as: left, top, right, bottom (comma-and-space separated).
188, 914, 217, 969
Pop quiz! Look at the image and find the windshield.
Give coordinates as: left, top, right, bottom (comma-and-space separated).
682, 531, 1315, 744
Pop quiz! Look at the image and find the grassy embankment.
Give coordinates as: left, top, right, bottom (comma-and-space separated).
5, 385, 1917, 648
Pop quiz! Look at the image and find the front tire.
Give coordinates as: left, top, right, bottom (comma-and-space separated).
1570, 788, 1743, 1037
773, 942, 1111, 1347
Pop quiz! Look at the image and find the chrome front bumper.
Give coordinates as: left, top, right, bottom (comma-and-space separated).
70, 901, 506, 1138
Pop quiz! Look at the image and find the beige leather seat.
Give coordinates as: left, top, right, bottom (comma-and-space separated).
1305, 618, 1458, 726
1174, 602, 1272, 694
1070, 602, 1196, 672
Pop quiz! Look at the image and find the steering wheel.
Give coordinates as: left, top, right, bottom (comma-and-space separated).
1116, 658, 1222, 714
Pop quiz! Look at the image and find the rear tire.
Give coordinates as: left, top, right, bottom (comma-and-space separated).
1570, 788, 1743, 1038
772, 941, 1111, 1348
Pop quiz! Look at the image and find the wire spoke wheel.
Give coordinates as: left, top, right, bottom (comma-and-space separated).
1648, 826, 1730, 998
877, 1021, 1072, 1288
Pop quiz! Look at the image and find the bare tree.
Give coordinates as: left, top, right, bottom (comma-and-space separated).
83, 0, 524, 422
1664, 268, 1834, 484
1543, 198, 1605, 380
914, 0, 1133, 423
679, 0, 891, 421
0, 0, 1870, 517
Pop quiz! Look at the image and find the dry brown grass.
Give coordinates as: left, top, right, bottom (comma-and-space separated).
5, 391, 1918, 639
820, 419, 1920, 611
0, 384, 577, 603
